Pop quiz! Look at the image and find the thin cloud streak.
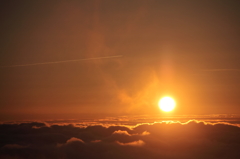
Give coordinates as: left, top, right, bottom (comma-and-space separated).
0, 55, 123, 68
200, 69, 240, 72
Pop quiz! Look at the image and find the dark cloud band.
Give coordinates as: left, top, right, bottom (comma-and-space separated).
1, 120, 240, 159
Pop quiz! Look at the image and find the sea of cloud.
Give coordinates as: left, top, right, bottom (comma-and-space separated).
1, 118, 240, 159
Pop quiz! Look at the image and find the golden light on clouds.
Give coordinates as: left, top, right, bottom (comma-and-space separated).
158, 97, 176, 112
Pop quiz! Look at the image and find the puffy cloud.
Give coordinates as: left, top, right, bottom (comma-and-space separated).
141, 131, 150, 136
1, 120, 240, 159
66, 137, 84, 144
116, 140, 145, 146
112, 130, 131, 136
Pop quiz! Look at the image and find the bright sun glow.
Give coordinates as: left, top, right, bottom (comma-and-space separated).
158, 97, 176, 112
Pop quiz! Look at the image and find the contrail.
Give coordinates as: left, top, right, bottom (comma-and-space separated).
200, 69, 240, 72
0, 55, 123, 68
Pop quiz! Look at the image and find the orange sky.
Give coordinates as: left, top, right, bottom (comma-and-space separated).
0, 0, 240, 121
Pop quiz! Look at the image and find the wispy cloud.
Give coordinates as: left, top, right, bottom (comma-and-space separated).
200, 69, 240, 72
0, 55, 122, 68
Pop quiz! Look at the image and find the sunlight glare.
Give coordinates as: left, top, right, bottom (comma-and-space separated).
158, 97, 176, 112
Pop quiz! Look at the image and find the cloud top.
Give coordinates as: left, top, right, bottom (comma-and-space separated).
1, 120, 240, 159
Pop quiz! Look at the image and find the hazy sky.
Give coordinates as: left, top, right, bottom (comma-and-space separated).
1, 0, 240, 120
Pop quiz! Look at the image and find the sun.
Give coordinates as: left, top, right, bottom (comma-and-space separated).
158, 97, 176, 112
